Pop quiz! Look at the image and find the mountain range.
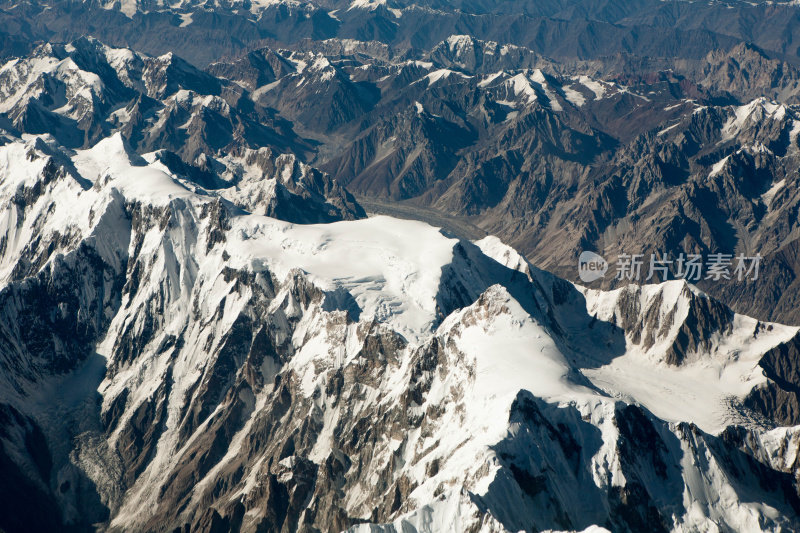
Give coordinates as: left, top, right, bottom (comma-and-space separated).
2, 127, 800, 531
6, 30, 800, 323
3, 1, 800, 531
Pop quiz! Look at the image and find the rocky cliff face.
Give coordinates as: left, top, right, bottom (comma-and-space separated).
1, 130, 800, 532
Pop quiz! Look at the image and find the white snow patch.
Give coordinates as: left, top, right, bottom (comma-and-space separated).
226, 216, 460, 342
722, 98, 785, 141
477, 71, 504, 88
708, 155, 731, 178
562, 84, 586, 107
178, 12, 194, 26
658, 122, 681, 136
761, 178, 786, 207
446, 34, 474, 52
575, 75, 607, 99
72, 133, 193, 203
506, 73, 537, 104
421, 68, 470, 85
348, 0, 386, 10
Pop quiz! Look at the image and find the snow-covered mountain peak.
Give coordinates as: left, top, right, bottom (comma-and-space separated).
445, 34, 478, 53
722, 97, 794, 141
226, 214, 462, 342
73, 132, 192, 202
475, 235, 534, 279
579, 279, 796, 367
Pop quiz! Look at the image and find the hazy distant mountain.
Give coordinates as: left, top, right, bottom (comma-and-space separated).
2, 0, 800, 67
